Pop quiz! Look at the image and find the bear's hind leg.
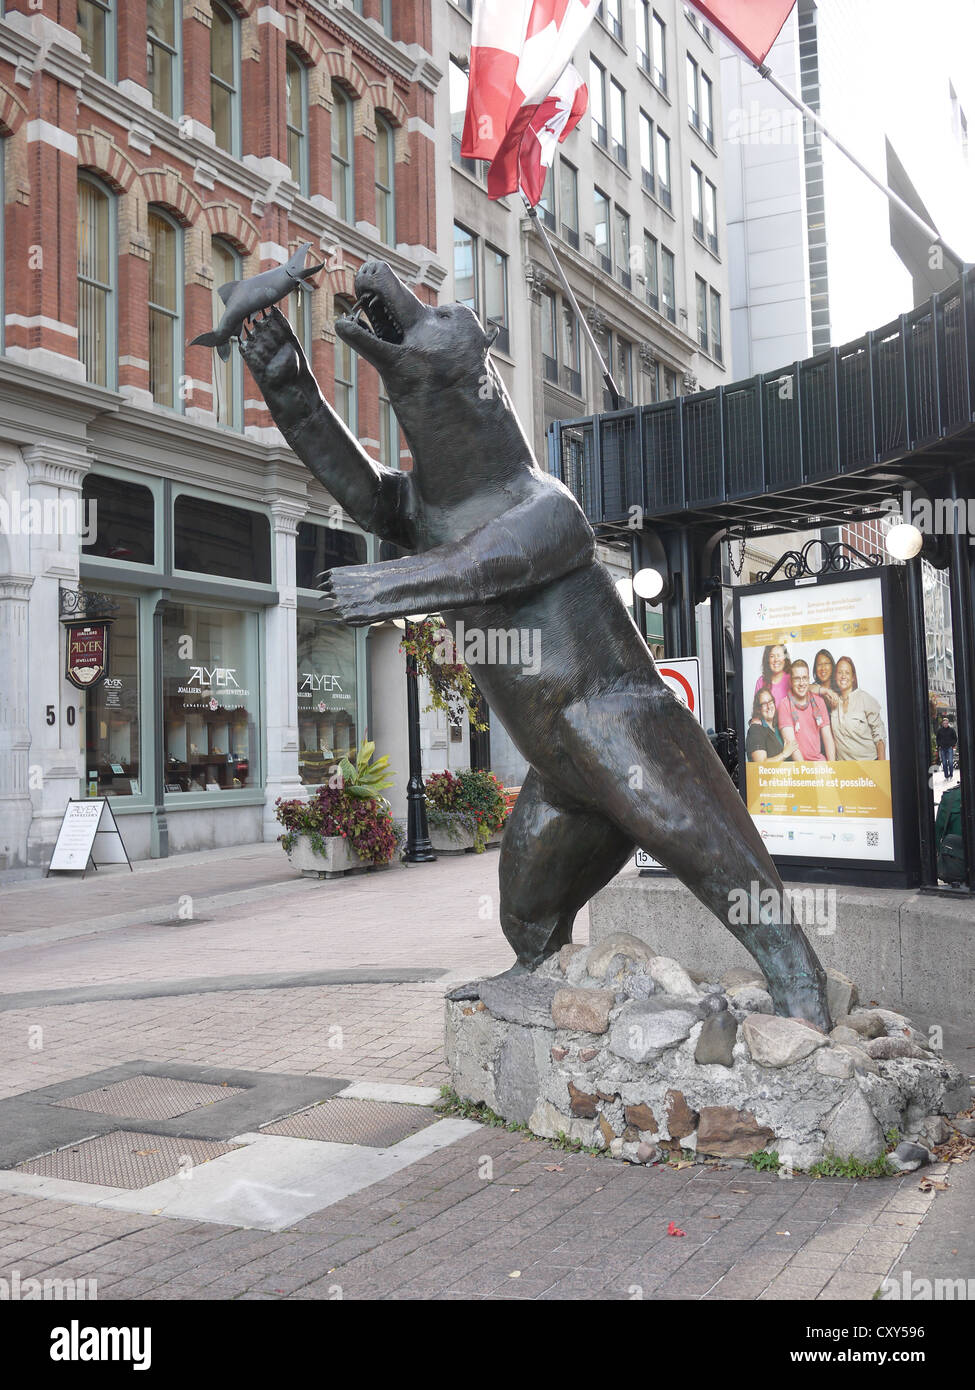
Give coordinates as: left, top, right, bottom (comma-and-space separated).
499, 769, 634, 970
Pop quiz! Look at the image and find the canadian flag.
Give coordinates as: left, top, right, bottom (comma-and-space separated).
462, 0, 599, 205
686, 1, 796, 66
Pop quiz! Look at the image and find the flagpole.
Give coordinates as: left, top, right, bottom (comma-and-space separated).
756, 63, 970, 273
521, 191, 622, 410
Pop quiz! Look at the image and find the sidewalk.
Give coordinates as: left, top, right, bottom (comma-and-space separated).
0, 842, 971, 1302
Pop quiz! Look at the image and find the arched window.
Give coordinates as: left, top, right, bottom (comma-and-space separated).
211, 0, 241, 157
148, 207, 183, 410
210, 238, 242, 429
375, 115, 395, 246
147, 0, 181, 118
286, 48, 309, 193
333, 297, 357, 432
331, 85, 354, 222
77, 174, 116, 389
77, 0, 115, 81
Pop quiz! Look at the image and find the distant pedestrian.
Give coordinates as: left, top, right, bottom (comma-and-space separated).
935, 783, 965, 885
936, 716, 958, 780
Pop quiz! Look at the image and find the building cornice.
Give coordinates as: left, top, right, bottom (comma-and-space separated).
305, 1, 442, 93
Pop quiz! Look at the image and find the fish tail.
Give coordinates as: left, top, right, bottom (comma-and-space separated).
217, 341, 232, 362
190, 331, 222, 349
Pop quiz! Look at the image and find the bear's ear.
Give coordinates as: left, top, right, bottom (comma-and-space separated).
483, 322, 500, 349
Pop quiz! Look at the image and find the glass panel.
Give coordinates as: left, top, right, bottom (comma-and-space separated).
174, 495, 271, 582
296, 522, 367, 591
297, 618, 358, 784
77, 0, 108, 77
286, 52, 305, 186
147, 0, 176, 48
540, 290, 557, 359
696, 275, 708, 345
644, 232, 658, 300
210, 3, 235, 85
163, 605, 261, 792
484, 245, 507, 339
589, 58, 606, 140
661, 247, 675, 318
687, 54, 699, 125
702, 73, 714, 139
333, 298, 356, 429
375, 119, 394, 245
640, 113, 653, 175
148, 213, 176, 311
562, 303, 580, 371
453, 224, 477, 310
149, 309, 174, 406
331, 89, 352, 220
77, 179, 111, 387
211, 239, 238, 426
211, 83, 232, 153
656, 129, 670, 188
711, 287, 722, 358
82, 474, 155, 565
610, 80, 626, 160
147, 0, 177, 115
559, 160, 578, 231
594, 189, 610, 263
83, 596, 141, 798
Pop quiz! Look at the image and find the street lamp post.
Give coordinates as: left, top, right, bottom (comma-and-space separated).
403, 618, 436, 864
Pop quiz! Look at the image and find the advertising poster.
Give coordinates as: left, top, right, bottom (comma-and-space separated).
738, 575, 894, 864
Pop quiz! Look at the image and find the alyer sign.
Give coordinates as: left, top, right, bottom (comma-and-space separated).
64, 621, 112, 690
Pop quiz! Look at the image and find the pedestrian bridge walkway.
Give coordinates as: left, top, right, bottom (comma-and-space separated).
548, 269, 975, 535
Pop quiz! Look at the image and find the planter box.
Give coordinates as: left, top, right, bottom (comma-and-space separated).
286, 834, 389, 879
427, 821, 504, 855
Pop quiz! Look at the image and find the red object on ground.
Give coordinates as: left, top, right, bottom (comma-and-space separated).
667, 1221, 686, 1237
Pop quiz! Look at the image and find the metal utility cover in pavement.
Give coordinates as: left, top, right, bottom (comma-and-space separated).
17, 1131, 240, 1189
261, 1098, 437, 1147
52, 1074, 247, 1121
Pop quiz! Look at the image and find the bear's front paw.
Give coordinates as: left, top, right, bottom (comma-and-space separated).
240, 306, 302, 390
320, 564, 403, 627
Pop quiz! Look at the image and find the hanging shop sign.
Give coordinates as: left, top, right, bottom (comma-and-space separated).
64, 620, 113, 690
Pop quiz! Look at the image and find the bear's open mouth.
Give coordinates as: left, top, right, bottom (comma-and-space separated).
347, 291, 405, 345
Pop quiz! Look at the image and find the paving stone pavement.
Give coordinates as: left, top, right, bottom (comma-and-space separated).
0, 843, 970, 1301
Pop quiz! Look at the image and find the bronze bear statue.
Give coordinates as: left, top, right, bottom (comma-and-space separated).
241, 259, 831, 1030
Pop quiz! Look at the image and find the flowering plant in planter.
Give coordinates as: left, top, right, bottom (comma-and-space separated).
275, 740, 399, 867
423, 768, 507, 853
400, 618, 488, 732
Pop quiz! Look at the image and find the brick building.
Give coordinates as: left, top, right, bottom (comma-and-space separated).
0, 0, 447, 870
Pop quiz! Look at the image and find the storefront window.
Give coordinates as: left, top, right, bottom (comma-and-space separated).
174, 495, 271, 582
82, 474, 155, 564
296, 521, 367, 591
163, 605, 261, 793
83, 596, 141, 797
297, 617, 358, 785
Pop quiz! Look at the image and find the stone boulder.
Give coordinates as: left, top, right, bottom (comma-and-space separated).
647, 955, 701, 999
479, 975, 560, 1028
822, 1089, 884, 1163
697, 1106, 774, 1158
551, 986, 615, 1035
608, 1000, 698, 1062
586, 933, 654, 979
825, 968, 859, 1020
866, 1036, 930, 1062
742, 1014, 828, 1068
721, 966, 767, 991
695, 1011, 737, 1067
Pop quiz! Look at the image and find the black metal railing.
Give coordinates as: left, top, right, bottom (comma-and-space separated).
547, 271, 975, 525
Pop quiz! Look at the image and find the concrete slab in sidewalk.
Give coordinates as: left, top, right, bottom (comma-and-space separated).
0, 1119, 480, 1232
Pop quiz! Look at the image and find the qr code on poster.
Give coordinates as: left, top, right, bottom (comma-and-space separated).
866, 830, 879, 848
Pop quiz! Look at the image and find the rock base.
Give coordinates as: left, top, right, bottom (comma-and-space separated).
445, 936, 971, 1171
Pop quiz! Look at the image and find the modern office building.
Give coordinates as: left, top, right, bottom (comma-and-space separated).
0, 0, 446, 870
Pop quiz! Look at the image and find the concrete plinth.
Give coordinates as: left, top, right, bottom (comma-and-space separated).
589, 867, 975, 1024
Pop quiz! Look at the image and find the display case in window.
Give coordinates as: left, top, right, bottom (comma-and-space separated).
296, 618, 358, 786
83, 596, 142, 797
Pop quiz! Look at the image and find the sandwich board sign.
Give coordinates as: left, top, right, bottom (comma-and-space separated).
46, 798, 133, 877
635, 657, 703, 872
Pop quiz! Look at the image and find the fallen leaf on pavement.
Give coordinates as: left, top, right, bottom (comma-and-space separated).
776, 1231, 791, 1236
543, 1165, 564, 1172
509, 1270, 521, 1278
703, 1214, 723, 1220
919, 1177, 949, 1192
667, 1221, 686, 1237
